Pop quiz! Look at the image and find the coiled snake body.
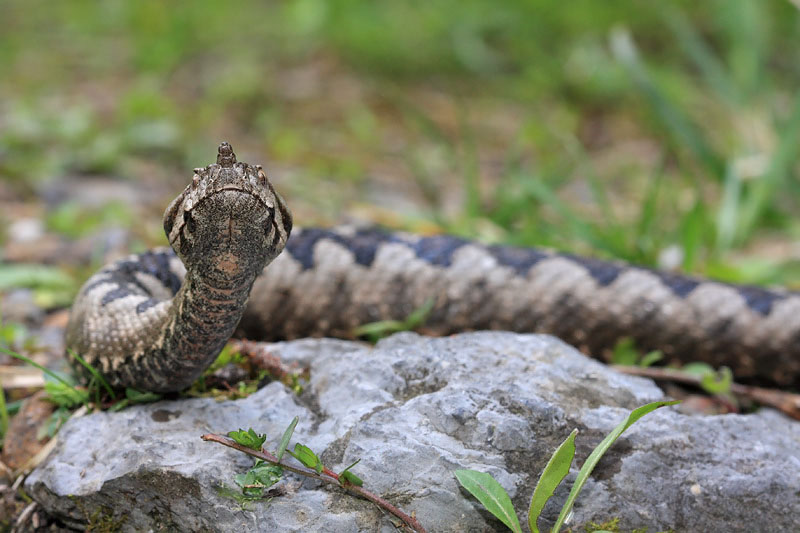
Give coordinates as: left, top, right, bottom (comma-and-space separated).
66, 143, 800, 391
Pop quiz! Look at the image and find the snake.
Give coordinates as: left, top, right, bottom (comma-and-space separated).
65, 142, 800, 392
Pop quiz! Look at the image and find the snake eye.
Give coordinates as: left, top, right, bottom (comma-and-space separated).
183, 211, 196, 233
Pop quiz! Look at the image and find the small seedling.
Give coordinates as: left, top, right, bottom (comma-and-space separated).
455, 400, 679, 533
227, 428, 267, 451
610, 338, 662, 368
205, 417, 425, 532
353, 298, 434, 342
234, 460, 283, 498
339, 459, 363, 487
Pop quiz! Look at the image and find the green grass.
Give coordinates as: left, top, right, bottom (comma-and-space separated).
455, 400, 680, 533
1, 1, 799, 287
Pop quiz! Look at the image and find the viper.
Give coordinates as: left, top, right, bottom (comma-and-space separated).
66, 142, 800, 392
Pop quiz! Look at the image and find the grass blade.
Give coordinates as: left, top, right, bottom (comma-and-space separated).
552, 400, 680, 532
0, 384, 8, 441
68, 349, 115, 399
528, 428, 577, 533
664, 7, 737, 104
610, 27, 724, 180
0, 264, 75, 291
0, 346, 76, 389
633, 162, 665, 263
455, 469, 522, 533
737, 91, 800, 242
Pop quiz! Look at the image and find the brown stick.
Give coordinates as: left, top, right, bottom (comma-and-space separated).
201, 433, 427, 533
612, 365, 800, 420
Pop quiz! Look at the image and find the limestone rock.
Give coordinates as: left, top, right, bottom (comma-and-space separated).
25, 332, 800, 532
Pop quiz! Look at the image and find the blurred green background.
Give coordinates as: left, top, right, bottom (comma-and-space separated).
2, 0, 800, 288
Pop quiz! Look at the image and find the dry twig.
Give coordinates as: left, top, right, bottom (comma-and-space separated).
202, 433, 427, 533
613, 365, 800, 420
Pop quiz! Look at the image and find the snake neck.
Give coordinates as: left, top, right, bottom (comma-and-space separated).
141, 269, 257, 391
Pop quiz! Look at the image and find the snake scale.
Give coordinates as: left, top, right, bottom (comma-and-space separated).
66, 142, 800, 392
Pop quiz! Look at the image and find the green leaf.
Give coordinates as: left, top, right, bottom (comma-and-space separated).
235, 459, 283, 497
352, 298, 434, 341
205, 343, 245, 374
0, 264, 75, 292
528, 429, 577, 533
352, 319, 405, 341
338, 459, 363, 487
681, 362, 715, 377
277, 417, 298, 462
610, 337, 638, 366
125, 388, 162, 404
44, 382, 89, 408
403, 297, 434, 329
108, 399, 129, 412
0, 320, 28, 349
110, 388, 162, 412
252, 462, 282, 483
292, 443, 323, 474
454, 469, 522, 533
0, 386, 8, 440
552, 400, 680, 532
340, 469, 363, 487
699, 366, 733, 395
216, 484, 263, 507
227, 428, 267, 451
638, 350, 663, 368
234, 471, 264, 497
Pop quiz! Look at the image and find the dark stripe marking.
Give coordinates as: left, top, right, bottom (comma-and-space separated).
410, 235, 468, 267
87, 250, 182, 307
562, 253, 622, 286
488, 244, 549, 275
736, 285, 785, 316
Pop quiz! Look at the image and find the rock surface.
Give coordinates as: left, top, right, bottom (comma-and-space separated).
25, 332, 800, 532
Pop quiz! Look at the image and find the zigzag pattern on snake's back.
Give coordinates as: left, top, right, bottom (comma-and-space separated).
66, 143, 800, 392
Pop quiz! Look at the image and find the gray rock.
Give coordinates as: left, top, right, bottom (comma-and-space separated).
25, 332, 800, 532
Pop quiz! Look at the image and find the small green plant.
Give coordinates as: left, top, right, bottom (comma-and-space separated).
228, 428, 267, 451
0, 381, 9, 443
353, 297, 434, 342
184, 341, 293, 400
681, 362, 733, 396
0, 345, 161, 458
204, 417, 414, 530
610, 338, 662, 368
107, 388, 162, 412
233, 460, 283, 498
0, 319, 30, 351
0, 346, 160, 414
455, 400, 679, 533
225, 417, 364, 490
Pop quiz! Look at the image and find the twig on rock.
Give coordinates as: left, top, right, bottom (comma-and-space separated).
201, 433, 427, 533
228, 339, 297, 382
613, 365, 800, 420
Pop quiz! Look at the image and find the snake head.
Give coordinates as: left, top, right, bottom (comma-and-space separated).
163, 142, 293, 284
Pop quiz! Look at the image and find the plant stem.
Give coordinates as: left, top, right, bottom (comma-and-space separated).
612, 365, 800, 420
201, 433, 427, 533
